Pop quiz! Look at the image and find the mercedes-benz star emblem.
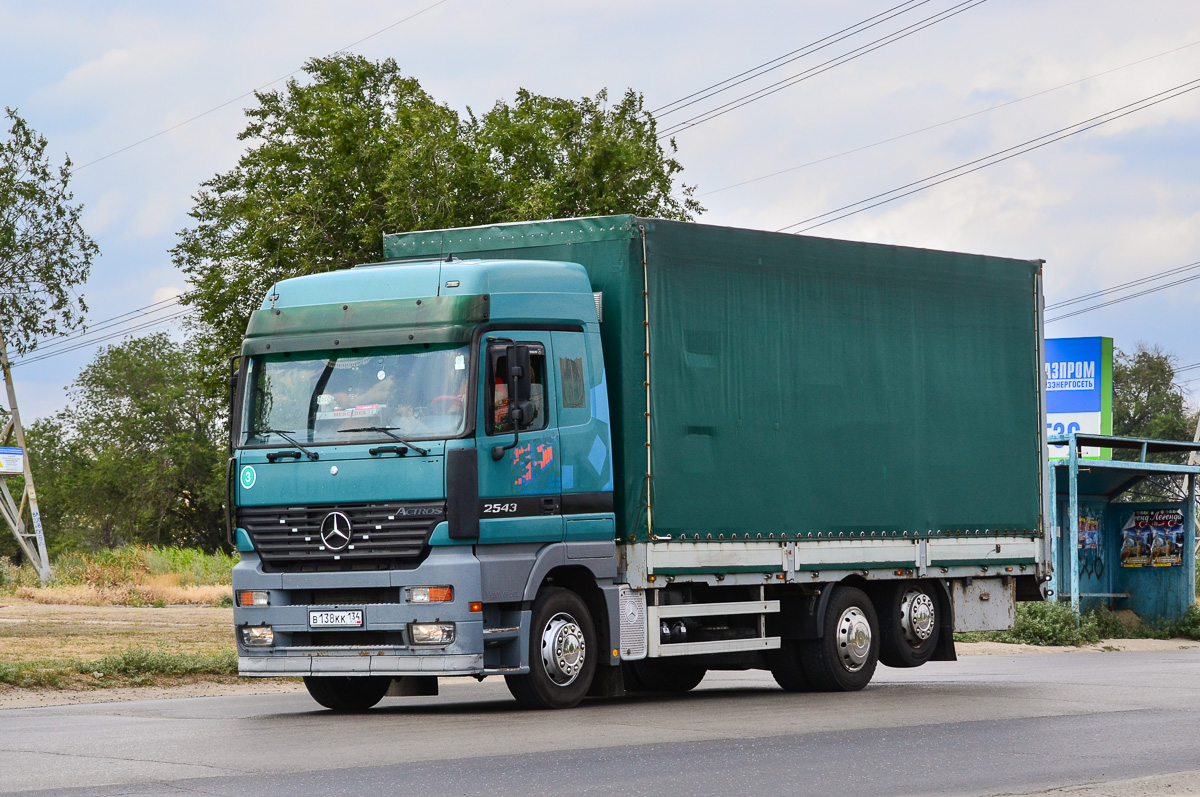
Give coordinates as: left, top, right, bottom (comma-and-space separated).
319, 511, 353, 551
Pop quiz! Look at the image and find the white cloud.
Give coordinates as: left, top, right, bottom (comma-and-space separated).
1, 0, 1197, 410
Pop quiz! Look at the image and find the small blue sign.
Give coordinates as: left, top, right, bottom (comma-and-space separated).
240, 465, 256, 490
1045, 337, 1102, 413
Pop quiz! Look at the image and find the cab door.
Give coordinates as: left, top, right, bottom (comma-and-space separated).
476, 333, 563, 544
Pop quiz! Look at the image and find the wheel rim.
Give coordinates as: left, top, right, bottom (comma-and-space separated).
899, 589, 936, 646
836, 606, 872, 672
540, 612, 586, 686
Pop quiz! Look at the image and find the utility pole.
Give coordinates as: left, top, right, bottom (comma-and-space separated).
0, 329, 52, 583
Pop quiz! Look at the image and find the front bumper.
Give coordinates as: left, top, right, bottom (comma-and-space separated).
234, 545, 485, 677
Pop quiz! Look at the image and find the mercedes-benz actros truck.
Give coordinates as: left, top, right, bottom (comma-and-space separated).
229, 215, 1049, 710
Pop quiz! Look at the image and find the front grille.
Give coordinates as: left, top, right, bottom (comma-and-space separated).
238, 501, 444, 571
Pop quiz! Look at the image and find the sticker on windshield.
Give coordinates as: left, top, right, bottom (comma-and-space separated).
377, 370, 386, 380
315, 404, 384, 420
240, 465, 256, 490
316, 394, 333, 406
455, 354, 465, 371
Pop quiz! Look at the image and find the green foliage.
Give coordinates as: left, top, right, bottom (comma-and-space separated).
997, 601, 1103, 646
173, 54, 701, 386
145, 545, 237, 586
1113, 343, 1198, 462
26, 334, 227, 551
0, 545, 234, 594
1172, 605, 1200, 640
0, 649, 237, 689
957, 602, 1200, 646
0, 108, 97, 354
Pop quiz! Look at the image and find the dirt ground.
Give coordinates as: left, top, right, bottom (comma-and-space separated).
2, 598, 1199, 710
0, 598, 234, 662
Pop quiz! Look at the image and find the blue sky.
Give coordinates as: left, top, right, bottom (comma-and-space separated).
3, 0, 1199, 414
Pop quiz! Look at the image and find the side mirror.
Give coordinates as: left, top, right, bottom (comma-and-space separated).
507, 344, 534, 431
492, 342, 535, 461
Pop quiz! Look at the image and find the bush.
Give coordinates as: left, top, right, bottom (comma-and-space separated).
957, 602, 1200, 646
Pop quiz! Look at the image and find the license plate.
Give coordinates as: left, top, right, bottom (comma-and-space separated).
309, 609, 363, 628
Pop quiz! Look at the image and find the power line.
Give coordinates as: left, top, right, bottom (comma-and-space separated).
652, 0, 931, 117
75, 0, 452, 171
701, 39, 1200, 197
1046, 260, 1200, 311
1046, 271, 1200, 323
777, 76, 1200, 234
4, 291, 196, 361
657, 0, 988, 140
10, 309, 194, 368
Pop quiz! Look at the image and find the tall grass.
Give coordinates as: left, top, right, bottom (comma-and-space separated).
0, 649, 238, 689
0, 546, 235, 605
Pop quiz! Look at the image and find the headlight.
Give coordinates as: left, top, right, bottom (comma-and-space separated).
240, 626, 275, 647
406, 586, 453, 603
238, 590, 269, 606
408, 622, 455, 645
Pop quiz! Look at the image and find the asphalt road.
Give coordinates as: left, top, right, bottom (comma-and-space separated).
4, 651, 1200, 796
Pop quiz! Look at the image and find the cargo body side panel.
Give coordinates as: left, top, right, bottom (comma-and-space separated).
383, 216, 1044, 547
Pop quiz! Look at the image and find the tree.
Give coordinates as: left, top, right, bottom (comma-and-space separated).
1113, 343, 1197, 456
172, 54, 700, 389
25, 334, 227, 552
1111, 343, 1199, 502
1, 108, 96, 354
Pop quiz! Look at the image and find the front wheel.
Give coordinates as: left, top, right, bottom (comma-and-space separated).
303, 675, 391, 711
798, 585, 879, 692
505, 587, 596, 709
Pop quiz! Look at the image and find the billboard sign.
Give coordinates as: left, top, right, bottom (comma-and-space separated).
1045, 336, 1112, 458
0, 447, 23, 475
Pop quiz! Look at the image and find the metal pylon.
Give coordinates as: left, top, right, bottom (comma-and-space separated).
0, 328, 52, 583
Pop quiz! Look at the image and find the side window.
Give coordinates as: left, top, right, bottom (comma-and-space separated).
559, 357, 586, 409
487, 344, 548, 435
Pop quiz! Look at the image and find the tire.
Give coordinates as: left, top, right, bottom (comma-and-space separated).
768, 641, 811, 692
505, 587, 597, 709
877, 581, 940, 668
627, 660, 707, 693
798, 585, 879, 692
303, 675, 391, 711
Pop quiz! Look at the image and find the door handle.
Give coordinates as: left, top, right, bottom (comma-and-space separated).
540, 497, 560, 515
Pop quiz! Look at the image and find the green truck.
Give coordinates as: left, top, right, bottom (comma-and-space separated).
229, 215, 1050, 710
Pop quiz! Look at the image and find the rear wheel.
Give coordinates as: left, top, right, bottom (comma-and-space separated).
303, 675, 391, 711
877, 581, 940, 668
627, 660, 707, 692
505, 587, 596, 709
798, 585, 879, 692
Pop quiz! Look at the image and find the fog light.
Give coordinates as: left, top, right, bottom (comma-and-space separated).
240, 625, 274, 647
407, 586, 453, 603
238, 590, 269, 607
408, 622, 455, 645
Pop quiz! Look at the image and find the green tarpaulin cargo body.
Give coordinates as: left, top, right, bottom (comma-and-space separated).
383, 215, 1047, 550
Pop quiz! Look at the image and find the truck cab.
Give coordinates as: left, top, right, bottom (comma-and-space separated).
231, 257, 619, 709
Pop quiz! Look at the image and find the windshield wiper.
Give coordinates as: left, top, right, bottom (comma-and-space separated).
337, 426, 429, 456
247, 428, 320, 461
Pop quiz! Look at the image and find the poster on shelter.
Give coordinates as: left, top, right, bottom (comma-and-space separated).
1148, 509, 1185, 567
1120, 509, 1184, 568
1077, 509, 1100, 550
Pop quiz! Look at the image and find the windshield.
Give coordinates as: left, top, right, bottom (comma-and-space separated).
241, 344, 470, 446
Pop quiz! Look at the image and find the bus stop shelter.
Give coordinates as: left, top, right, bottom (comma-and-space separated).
1048, 433, 1199, 621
